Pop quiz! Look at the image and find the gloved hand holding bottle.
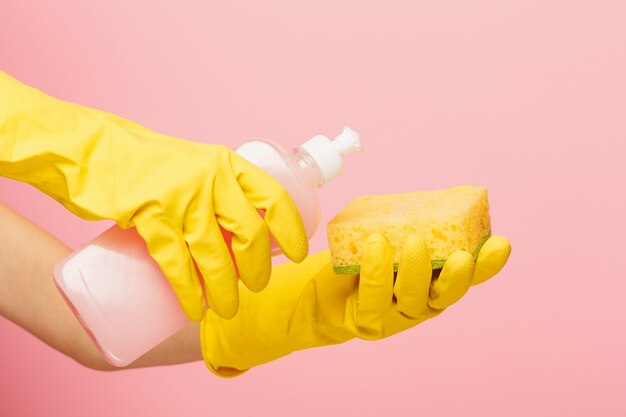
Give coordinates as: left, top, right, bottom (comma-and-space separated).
0, 71, 309, 321
200, 234, 511, 377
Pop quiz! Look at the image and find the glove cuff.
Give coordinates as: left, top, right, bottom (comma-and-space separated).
204, 362, 249, 379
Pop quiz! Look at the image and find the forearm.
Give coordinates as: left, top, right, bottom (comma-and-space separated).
0, 201, 202, 370
0, 71, 157, 222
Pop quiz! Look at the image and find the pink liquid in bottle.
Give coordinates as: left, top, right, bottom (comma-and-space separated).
53, 127, 361, 367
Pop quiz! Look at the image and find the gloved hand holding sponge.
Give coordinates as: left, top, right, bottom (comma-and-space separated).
201, 187, 511, 376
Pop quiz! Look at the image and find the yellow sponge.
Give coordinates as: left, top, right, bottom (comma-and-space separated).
327, 186, 491, 274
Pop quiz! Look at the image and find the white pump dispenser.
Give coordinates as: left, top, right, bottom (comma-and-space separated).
54, 126, 362, 367
300, 127, 362, 183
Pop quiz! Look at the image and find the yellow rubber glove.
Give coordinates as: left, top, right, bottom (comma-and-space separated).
201, 234, 511, 377
0, 71, 308, 321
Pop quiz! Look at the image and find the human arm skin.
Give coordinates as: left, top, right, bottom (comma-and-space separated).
0, 201, 203, 371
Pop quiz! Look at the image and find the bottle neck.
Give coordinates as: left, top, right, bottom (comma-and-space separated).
293, 147, 326, 188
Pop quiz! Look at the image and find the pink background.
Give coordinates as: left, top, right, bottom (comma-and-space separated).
1, 1, 625, 416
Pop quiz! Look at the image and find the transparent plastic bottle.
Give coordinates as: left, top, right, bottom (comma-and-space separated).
53, 127, 361, 367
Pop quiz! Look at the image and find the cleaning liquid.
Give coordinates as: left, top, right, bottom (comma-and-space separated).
53, 127, 361, 367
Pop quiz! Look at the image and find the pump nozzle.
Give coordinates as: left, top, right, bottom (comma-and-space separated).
300, 126, 362, 184
332, 126, 362, 155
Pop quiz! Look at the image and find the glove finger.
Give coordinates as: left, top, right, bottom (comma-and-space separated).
134, 214, 206, 322
184, 199, 240, 320
394, 235, 433, 319
472, 235, 512, 286
212, 170, 272, 293
229, 152, 308, 263
356, 234, 394, 332
429, 250, 475, 311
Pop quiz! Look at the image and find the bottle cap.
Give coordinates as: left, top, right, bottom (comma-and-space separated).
300, 127, 362, 183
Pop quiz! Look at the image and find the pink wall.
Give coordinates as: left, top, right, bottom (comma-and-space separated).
1, 1, 625, 416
